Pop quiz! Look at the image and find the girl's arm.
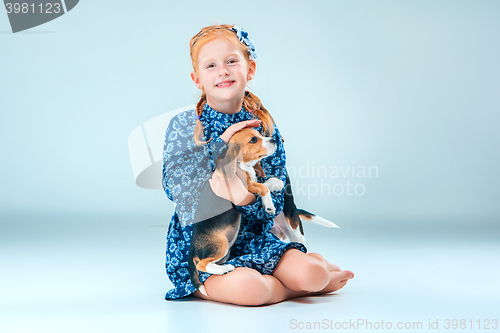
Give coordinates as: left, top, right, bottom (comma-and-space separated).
209, 172, 257, 206
162, 111, 212, 206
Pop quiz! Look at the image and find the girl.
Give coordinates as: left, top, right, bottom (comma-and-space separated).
163, 24, 353, 306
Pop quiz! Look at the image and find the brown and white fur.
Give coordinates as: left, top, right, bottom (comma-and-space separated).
223, 128, 284, 215
188, 128, 337, 296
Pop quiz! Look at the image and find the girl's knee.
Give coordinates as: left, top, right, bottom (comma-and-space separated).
224, 268, 271, 306
294, 258, 330, 292
307, 252, 327, 264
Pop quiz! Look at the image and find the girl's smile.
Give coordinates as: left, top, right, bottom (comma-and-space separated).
215, 80, 235, 88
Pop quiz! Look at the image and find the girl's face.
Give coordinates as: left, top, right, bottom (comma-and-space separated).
191, 38, 255, 112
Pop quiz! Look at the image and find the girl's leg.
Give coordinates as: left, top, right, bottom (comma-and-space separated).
272, 249, 354, 293
192, 267, 318, 306
191, 251, 354, 306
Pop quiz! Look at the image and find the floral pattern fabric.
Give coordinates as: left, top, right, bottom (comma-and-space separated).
162, 103, 306, 300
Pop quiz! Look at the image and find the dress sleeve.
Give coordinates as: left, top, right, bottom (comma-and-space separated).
162, 111, 221, 225
207, 136, 228, 170
235, 124, 287, 224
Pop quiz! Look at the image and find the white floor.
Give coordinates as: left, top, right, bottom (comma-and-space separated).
1, 214, 499, 333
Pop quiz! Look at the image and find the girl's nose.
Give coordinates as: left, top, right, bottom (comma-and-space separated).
218, 65, 229, 76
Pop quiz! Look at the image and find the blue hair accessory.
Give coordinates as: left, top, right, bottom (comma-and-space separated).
232, 25, 259, 60
191, 25, 259, 60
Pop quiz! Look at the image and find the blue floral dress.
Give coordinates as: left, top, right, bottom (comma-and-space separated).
162, 103, 307, 300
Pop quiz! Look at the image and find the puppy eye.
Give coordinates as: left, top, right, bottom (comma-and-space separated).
249, 136, 258, 144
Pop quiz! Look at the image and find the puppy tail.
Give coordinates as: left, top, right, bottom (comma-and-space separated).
297, 209, 340, 228
188, 251, 208, 297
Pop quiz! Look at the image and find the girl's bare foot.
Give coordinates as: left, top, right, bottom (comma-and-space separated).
320, 269, 354, 293
307, 253, 354, 294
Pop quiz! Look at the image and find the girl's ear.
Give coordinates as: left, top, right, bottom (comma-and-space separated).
191, 71, 203, 90
247, 60, 256, 81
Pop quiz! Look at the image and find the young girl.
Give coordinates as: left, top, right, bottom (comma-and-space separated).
162, 24, 353, 306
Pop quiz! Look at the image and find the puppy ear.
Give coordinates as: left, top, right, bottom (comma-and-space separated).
215, 143, 241, 179
253, 161, 266, 178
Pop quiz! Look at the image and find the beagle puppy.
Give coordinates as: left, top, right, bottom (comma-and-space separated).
188, 128, 282, 296
221, 128, 284, 215
188, 128, 337, 296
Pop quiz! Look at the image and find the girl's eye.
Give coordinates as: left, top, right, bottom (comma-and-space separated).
206, 64, 215, 69
227, 59, 237, 64
249, 136, 258, 144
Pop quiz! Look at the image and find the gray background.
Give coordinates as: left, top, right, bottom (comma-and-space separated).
1, 1, 499, 332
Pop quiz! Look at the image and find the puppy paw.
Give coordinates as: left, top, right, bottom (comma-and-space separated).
265, 178, 284, 192
262, 193, 276, 215
206, 263, 235, 275
223, 264, 235, 274
265, 205, 276, 215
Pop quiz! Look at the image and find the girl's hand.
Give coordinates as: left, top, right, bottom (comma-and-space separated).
220, 119, 261, 143
209, 172, 256, 206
